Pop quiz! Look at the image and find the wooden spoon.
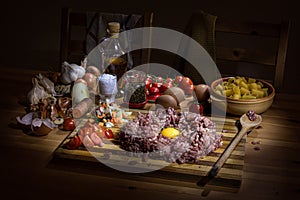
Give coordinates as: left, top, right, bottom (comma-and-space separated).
197, 113, 262, 187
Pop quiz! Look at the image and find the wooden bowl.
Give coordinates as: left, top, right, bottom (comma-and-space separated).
210, 77, 275, 115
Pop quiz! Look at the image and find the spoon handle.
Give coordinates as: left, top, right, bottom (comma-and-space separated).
197, 126, 248, 186
216, 126, 248, 167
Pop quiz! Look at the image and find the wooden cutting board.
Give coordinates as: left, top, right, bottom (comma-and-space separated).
53, 114, 245, 193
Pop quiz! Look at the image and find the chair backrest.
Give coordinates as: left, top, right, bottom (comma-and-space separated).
215, 18, 291, 91
59, 8, 154, 66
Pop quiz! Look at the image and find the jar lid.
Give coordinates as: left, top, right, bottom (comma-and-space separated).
124, 70, 146, 82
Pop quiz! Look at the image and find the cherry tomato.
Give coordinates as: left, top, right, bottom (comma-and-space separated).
174, 76, 183, 84
179, 77, 193, 89
155, 76, 164, 83
146, 90, 150, 96
159, 82, 173, 93
147, 93, 161, 101
145, 77, 152, 89
182, 84, 195, 95
65, 135, 81, 149
152, 82, 162, 89
65, 137, 77, 149
75, 135, 82, 147
165, 77, 174, 84
189, 101, 204, 115
63, 117, 76, 131
149, 86, 160, 94
104, 129, 114, 139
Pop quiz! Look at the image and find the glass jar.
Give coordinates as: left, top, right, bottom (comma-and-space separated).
98, 73, 118, 103
123, 70, 147, 104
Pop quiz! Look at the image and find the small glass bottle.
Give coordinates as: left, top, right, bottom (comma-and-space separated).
99, 22, 128, 81
123, 70, 147, 105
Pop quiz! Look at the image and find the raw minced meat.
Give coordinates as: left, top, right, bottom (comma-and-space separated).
117, 107, 222, 163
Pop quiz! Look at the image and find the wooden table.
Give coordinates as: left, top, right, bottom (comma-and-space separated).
1, 67, 300, 200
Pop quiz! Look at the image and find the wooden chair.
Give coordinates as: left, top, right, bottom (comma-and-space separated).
178, 13, 290, 91
214, 18, 290, 91
59, 8, 154, 66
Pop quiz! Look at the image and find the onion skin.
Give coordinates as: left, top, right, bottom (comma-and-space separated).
83, 73, 97, 93
86, 66, 101, 77
74, 78, 87, 85
155, 94, 178, 109
194, 84, 210, 102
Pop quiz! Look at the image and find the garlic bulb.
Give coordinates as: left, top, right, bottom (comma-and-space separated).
27, 77, 49, 106
36, 73, 56, 95
60, 61, 86, 84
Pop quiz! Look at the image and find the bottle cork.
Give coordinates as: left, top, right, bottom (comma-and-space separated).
108, 22, 120, 33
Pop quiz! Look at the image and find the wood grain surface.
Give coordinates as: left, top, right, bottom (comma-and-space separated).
1, 67, 300, 200
54, 114, 245, 193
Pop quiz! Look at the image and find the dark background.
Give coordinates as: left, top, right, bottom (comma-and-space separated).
1, 0, 299, 94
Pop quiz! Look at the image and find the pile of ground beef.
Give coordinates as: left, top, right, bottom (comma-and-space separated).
117, 107, 222, 163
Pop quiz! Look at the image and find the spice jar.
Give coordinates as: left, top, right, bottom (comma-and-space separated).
123, 70, 147, 105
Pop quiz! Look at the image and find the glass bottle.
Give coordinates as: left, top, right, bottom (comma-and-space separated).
123, 70, 147, 105
99, 22, 128, 81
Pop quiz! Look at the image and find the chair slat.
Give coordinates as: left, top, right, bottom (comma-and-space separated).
274, 20, 291, 89
60, 8, 153, 66
216, 18, 281, 37
216, 46, 277, 66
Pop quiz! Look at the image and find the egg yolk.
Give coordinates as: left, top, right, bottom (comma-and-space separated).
161, 127, 180, 139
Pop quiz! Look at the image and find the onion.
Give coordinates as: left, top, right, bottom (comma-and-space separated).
74, 78, 87, 85
86, 66, 101, 77
31, 118, 56, 136
83, 73, 97, 91
194, 84, 210, 102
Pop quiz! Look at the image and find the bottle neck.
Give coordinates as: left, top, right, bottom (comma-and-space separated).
108, 32, 119, 38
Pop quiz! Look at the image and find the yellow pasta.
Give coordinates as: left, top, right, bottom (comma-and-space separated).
214, 76, 269, 100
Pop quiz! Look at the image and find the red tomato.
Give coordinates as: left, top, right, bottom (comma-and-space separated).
152, 82, 162, 89
146, 90, 150, 96
104, 129, 114, 139
165, 77, 174, 84
147, 93, 161, 101
63, 117, 76, 131
174, 76, 183, 84
179, 77, 193, 89
155, 76, 164, 83
65, 137, 78, 149
189, 102, 204, 115
75, 135, 82, 147
183, 84, 195, 95
149, 86, 160, 94
65, 135, 82, 149
145, 77, 152, 89
159, 82, 173, 93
